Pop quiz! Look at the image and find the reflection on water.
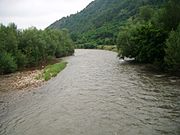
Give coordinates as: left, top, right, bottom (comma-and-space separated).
0, 49, 180, 135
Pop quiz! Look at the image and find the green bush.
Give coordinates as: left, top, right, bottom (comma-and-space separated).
164, 24, 180, 71
117, 23, 167, 64
117, 24, 139, 58
135, 24, 167, 63
0, 52, 17, 74
15, 51, 27, 68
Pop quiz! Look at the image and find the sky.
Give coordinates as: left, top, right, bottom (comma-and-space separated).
0, 0, 93, 29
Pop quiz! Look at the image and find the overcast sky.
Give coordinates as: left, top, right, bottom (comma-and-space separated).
0, 0, 93, 29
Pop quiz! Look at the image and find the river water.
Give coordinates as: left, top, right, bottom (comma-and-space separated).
0, 49, 180, 135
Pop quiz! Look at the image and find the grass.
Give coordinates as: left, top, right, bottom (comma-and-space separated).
36, 61, 67, 81
44, 61, 67, 81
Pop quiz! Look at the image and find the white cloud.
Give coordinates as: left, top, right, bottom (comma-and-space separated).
0, 0, 93, 29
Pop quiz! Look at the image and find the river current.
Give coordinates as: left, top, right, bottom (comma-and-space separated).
0, 49, 180, 135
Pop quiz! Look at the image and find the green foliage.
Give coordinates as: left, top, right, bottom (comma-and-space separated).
15, 51, 27, 68
117, 0, 179, 72
0, 23, 18, 55
139, 6, 154, 21
76, 43, 97, 49
160, 0, 180, 31
0, 23, 74, 74
43, 62, 67, 81
117, 23, 168, 63
117, 22, 140, 58
164, 24, 180, 71
19, 28, 46, 66
48, 0, 166, 45
134, 24, 167, 63
0, 52, 17, 74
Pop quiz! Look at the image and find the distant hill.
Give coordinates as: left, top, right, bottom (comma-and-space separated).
48, 0, 166, 45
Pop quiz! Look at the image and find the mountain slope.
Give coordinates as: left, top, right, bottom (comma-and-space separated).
48, 0, 166, 45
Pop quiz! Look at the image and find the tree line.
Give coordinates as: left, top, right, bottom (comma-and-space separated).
117, 0, 180, 72
0, 24, 74, 74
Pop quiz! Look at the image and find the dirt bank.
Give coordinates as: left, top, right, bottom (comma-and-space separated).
0, 69, 44, 92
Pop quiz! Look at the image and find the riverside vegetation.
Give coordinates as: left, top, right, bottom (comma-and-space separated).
49, 0, 180, 73
117, 0, 180, 73
0, 24, 74, 74
40, 61, 67, 81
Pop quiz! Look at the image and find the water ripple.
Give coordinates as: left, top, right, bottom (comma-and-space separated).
0, 49, 180, 135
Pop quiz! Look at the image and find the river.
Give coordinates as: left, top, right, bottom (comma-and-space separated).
0, 49, 180, 135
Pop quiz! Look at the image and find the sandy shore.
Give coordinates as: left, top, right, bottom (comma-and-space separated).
0, 69, 44, 92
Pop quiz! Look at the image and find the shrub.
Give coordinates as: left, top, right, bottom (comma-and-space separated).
0, 52, 17, 74
15, 51, 27, 68
164, 24, 180, 71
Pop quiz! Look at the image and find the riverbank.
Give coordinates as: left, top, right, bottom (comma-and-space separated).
75, 44, 118, 52
96, 45, 118, 52
0, 60, 67, 92
0, 70, 44, 92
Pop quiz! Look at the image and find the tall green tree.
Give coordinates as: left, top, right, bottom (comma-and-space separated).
161, 0, 180, 31
117, 22, 139, 58
164, 24, 180, 71
139, 6, 154, 21
0, 52, 17, 74
134, 24, 167, 63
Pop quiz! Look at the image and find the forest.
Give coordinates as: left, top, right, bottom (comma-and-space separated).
0, 24, 74, 74
49, 0, 180, 73
48, 0, 167, 45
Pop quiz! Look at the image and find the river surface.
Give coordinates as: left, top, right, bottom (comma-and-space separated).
0, 49, 180, 135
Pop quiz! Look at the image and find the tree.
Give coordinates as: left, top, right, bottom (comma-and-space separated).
117, 22, 167, 64
117, 21, 142, 58
0, 52, 17, 74
161, 0, 180, 31
0, 23, 74, 74
164, 24, 180, 71
0, 23, 19, 73
139, 6, 154, 21
134, 24, 167, 63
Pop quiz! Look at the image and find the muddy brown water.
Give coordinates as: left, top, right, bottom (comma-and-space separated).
0, 49, 180, 135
